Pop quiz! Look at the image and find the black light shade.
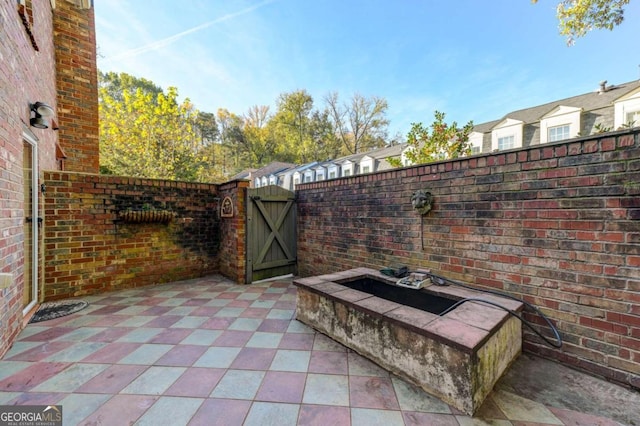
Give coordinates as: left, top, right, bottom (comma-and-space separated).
30, 116, 48, 129
32, 102, 54, 117
29, 101, 54, 129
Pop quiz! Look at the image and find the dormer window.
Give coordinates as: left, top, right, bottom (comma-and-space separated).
548, 124, 570, 142
359, 156, 374, 174
627, 110, 640, 127
491, 118, 523, 151
498, 135, 515, 150
342, 161, 354, 177
327, 164, 339, 179
292, 171, 302, 186
468, 132, 484, 155
540, 105, 581, 144
614, 87, 640, 129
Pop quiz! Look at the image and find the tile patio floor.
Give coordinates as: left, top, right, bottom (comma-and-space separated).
0, 275, 633, 425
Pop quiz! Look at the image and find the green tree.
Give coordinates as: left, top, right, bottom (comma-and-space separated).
192, 111, 226, 181
243, 105, 276, 165
98, 71, 162, 103
388, 111, 473, 167
269, 90, 315, 163
266, 90, 340, 163
99, 73, 204, 181
216, 108, 246, 173
325, 92, 389, 154
533, 0, 631, 45
194, 112, 219, 144
308, 109, 341, 161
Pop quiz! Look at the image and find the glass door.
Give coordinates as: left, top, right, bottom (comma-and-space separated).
22, 138, 38, 314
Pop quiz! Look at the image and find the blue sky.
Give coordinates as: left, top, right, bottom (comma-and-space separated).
95, 0, 640, 138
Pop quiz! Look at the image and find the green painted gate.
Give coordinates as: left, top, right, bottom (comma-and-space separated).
246, 185, 297, 282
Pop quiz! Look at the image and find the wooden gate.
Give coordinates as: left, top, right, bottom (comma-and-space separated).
246, 185, 297, 282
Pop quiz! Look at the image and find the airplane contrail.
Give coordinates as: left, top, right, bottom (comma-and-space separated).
105, 0, 275, 61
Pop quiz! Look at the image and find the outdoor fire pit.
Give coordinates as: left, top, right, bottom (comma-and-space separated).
294, 267, 523, 415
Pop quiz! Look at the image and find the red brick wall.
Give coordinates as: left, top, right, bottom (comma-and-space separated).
53, 1, 99, 173
218, 180, 249, 284
43, 172, 221, 299
296, 129, 640, 389
0, 0, 59, 358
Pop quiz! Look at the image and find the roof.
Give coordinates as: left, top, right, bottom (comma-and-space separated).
313, 162, 331, 170
365, 143, 406, 159
331, 143, 406, 164
291, 162, 319, 175
252, 162, 297, 180
229, 168, 256, 180
472, 119, 502, 133
474, 79, 640, 131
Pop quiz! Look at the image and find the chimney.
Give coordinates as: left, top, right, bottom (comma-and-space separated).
598, 80, 608, 93
53, 0, 99, 173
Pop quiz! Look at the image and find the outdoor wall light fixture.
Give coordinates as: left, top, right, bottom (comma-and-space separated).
29, 102, 55, 129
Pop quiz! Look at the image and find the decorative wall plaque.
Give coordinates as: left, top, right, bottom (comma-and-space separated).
221, 196, 234, 218
411, 189, 433, 215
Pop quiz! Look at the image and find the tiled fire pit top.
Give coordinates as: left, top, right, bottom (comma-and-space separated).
294, 267, 523, 354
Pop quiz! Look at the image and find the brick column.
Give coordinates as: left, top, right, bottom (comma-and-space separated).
218, 180, 249, 283
53, 0, 99, 173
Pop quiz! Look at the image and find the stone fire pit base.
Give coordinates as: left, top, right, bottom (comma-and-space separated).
294, 268, 523, 415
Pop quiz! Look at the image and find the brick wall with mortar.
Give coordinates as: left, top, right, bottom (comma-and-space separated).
53, 0, 99, 173
296, 129, 640, 389
217, 180, 249, 284
42, 172, 221, 299
0, 0, 60, 357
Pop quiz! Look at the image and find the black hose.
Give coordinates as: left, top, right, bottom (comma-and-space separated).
428, 272, 563, 349
439, 297, 563, 348
380, 267, 563, 348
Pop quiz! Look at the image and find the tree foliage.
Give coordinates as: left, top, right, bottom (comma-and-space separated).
533, 0, 631, 45
215, 108, 245, 173
388, 111, 473, 167
98, 72, 395, 182
268, 90, 340, 163
99, 73, 211, 181
325, 92, 389, 154
99, 71, 162, 103
269, 90, 314, 163
243, 105, 276, 165
194, 112, 219, 144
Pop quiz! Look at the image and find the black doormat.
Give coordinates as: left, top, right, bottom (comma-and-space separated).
29, 300, 89, 324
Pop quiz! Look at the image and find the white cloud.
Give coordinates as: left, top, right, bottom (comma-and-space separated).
102, 0, 277, 63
